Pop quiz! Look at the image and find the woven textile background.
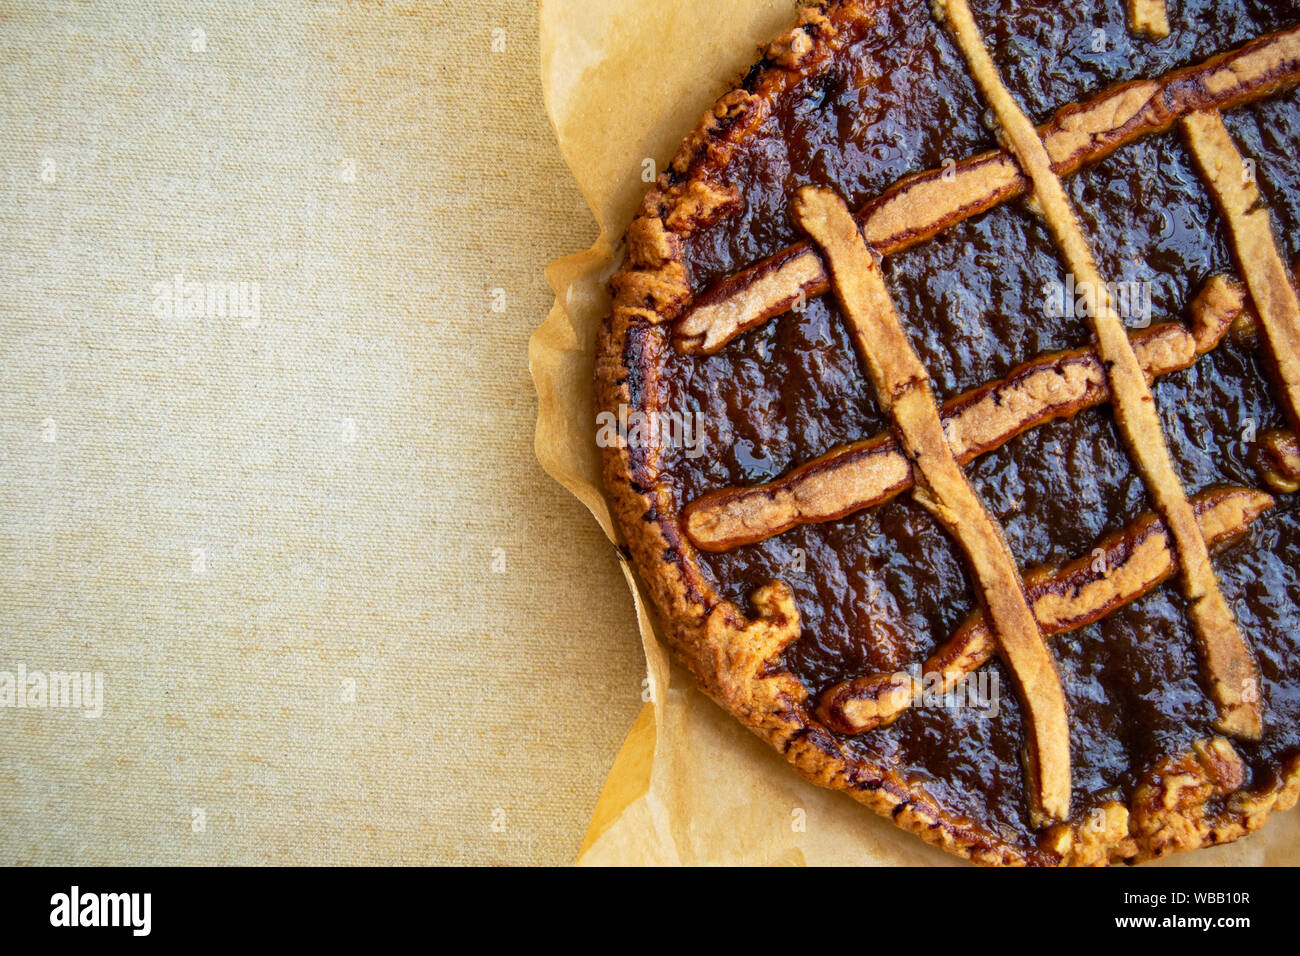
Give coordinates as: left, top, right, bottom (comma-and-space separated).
0, 0, 642, 865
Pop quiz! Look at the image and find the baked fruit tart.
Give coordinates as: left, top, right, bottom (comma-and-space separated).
595, 0, 1300, 864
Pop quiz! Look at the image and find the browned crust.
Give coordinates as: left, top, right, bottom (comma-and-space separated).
683, 279, 1243, 552
818, 487, 1274, 735
594, 0, 1300, 865
673, 23, 1300, 354
1047, 739, 1300, 866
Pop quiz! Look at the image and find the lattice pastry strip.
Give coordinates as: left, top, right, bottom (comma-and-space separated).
1182, 109, 1300, 436
792, 185, 1072, 825
936, 0, 1262, 741
1129, 0, 1171, 39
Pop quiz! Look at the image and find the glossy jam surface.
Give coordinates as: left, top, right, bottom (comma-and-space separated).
660, 0, 1300, 840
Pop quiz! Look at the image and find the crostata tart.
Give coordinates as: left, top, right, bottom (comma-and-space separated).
596, 0, 1300, 865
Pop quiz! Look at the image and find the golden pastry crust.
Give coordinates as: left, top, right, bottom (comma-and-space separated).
594, 0, 1300, 865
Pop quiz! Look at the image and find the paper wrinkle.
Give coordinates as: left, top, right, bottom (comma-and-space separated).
530, 0, 1300, 866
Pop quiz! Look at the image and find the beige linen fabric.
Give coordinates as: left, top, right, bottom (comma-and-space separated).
0, 0, 642, 865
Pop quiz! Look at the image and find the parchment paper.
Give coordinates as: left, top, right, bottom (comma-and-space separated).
530, 0, 1300, 866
